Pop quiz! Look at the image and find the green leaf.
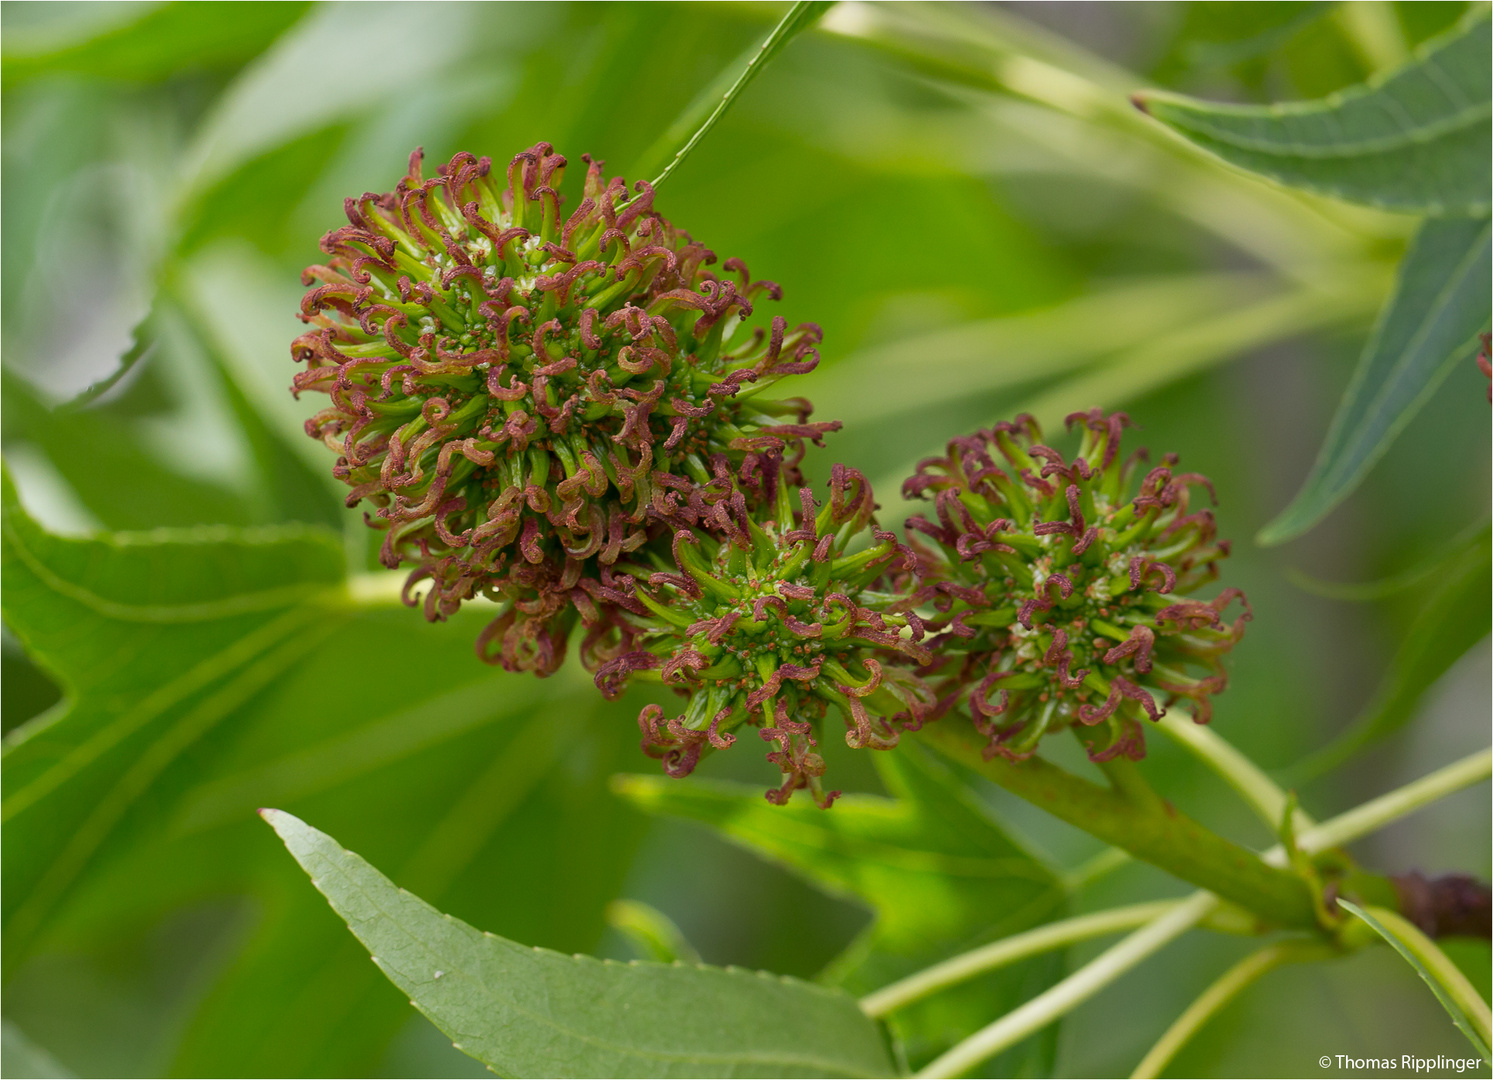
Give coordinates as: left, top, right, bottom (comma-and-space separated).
641, 0, 835, 189
261, 808, 897, 1079
0, 464, 346, 964
1285, 522, 1491, 781
1338, 900, 1493, 1060
1, 464, 641, 1073
614, 741, 1066, 1073
1259, 214, 1491, 545
1134, 11, 1492, 215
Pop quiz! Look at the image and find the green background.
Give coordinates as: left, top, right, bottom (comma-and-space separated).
1, 2, 1488, 1077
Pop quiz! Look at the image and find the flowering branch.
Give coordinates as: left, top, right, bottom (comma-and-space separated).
910, 747, 1492, 1078
924, 717, 1321, 928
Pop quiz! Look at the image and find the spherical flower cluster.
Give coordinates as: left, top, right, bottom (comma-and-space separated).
596, 467, 935, 807
903, 410, 1248, 763
284, 144, 1257, 804
292, 144, 834, 675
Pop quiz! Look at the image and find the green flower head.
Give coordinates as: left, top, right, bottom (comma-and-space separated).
596, 466, 935, 807
903, 410, 1249, 763
292, 144, 835, 673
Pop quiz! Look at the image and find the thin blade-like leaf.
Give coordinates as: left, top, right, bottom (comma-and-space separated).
261, 809, 896, 1079
1338, 900, 1493, 1060
1134, 11, 1492, 215
1259, 215, 1491, 545
643, 1, 834, 190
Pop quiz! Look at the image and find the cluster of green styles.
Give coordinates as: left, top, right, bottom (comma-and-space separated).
294, 145, 1250, 807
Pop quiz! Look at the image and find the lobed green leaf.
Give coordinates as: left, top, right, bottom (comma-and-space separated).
0, 465, 345, 963
1, 465, 638, 1072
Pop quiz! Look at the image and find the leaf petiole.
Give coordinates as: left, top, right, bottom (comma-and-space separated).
859, 899, 1181, 1019
1154, 709, 1314, 833
916, 893, 1220, 1078
1270, 748, 1492, 864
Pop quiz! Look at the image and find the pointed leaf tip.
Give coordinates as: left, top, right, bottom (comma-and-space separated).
1338, 900, 1493, 1060
1258, 216, 1491, 546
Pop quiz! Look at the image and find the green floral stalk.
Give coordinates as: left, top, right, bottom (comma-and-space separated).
596, 466, 934, 806
292, 144, 835, 674
903, 410, 1248, 762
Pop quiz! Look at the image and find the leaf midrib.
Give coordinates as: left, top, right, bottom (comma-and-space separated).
1163, 100, 1490, 159
1152, 95, 1493, 159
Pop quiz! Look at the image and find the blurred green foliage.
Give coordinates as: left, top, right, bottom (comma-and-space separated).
1, 2, 1487, 1077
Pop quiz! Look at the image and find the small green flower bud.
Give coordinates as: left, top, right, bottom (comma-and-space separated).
597, 466, 934, 807
902, 410, 1249, 763
292, 144, 837, 674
